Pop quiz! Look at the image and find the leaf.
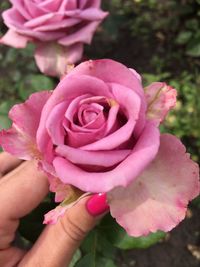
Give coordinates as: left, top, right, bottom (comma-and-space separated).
142, 73, 171, 85
176, 31, 192, 45
186, 43, 200, 57
0, 101, 16, 130
18, 74, 55, 100
81, 230, 97, 254
0, 114, 11, 130
69, 249, 81, 267
95, 231, 116, 258
96, 258, 117, 267
76, 253, 117, 267
81, 227, 115, 258
76, 253, 94, 267
100, 215, 166, 249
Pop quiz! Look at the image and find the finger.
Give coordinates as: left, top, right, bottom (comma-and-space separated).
0, 161, 49, 249
0, 247, 25, 267
0, 152, 22, 178
19, 194, 109, 267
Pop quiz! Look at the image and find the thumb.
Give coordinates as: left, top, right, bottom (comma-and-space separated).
19, 194, 109, 267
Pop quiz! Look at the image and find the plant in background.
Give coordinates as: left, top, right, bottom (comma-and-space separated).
0, 0, 108, 77
0, 59, 199, 240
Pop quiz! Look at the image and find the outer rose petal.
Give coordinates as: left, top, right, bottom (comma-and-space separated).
70, 59, 144, 98
43, 193, 90, 225
0, 29, 30, 48
48, 176, 82, 203
53, 123, 159, 192
34, 42, 83, 77
145, 82, 177, 124
108, 134, 200, 237
43, 205, 68, 224
56, 145, 131, 167
0, 91, 51, 160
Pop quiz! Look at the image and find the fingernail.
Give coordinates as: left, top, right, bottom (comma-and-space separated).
86, 193, 109, 216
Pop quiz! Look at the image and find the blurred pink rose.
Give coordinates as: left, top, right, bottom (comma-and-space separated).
0, 0, 108, 77
0, 59, 199, 236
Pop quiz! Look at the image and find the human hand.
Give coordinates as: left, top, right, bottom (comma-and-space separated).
0, 152, 109, 267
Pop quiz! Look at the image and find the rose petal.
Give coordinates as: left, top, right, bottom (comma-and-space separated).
56, 145, 131, 167
9, 0, 32, 20
63, 8, 108, 21
48, 176, 81, 203
108, 134, 200, 237
0, 127, 39, 160
0, 91, 51, 160
58, 21, 103, 45
53, 123, 159, 192
24, 13, 63, 28
70, 59, 144, 97
70, 60, 147, 137
9, 91, 51, 138
59, 0, 77, 11
23, 0, 47, 18
3, 9, 65, 41
43, 205, 68, 224
64, 43, 83, 65
145, 82, 177, 125
63, 119, 106, 147
37, 75, 112, 153
46, 101, 68, 145
79, 0, 101, 9
33, 18, 80, 31
35, 42, 82, 77
0, 29, 30, 48
80, 83, 141, 151
39, 0, 63, 12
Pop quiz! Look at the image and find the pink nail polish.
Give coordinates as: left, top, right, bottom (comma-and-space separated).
86, 193, 109, 216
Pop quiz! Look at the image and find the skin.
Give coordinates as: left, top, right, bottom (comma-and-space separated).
0, 152, 98, 267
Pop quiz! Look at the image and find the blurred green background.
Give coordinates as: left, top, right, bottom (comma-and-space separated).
0, 1, 200, 267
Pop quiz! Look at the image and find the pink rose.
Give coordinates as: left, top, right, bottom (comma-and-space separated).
0, 0, 108, 77
0, 59, 199, 236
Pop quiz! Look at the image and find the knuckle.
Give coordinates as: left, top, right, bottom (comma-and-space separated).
60, 213, 88, 243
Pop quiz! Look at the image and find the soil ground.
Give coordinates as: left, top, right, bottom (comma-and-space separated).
117, 206, 200, 267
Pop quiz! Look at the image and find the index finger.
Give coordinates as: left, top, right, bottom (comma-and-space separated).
0, 152, 22, 178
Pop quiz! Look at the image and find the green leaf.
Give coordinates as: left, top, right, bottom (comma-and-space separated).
69, 249, 82, 267
142, 72, 171, 85
100, 215, 166, 250
95, 258, 117, 267
0, 114, 11, 130
81, 227, 115, 259
81, 230, 97, 254
18, 74, 55, 100
76, 254, 117, 267
186, 43, 200, 57
176, 31, 192, 45
0, 101, 17, 130
76, 253, 94, 267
